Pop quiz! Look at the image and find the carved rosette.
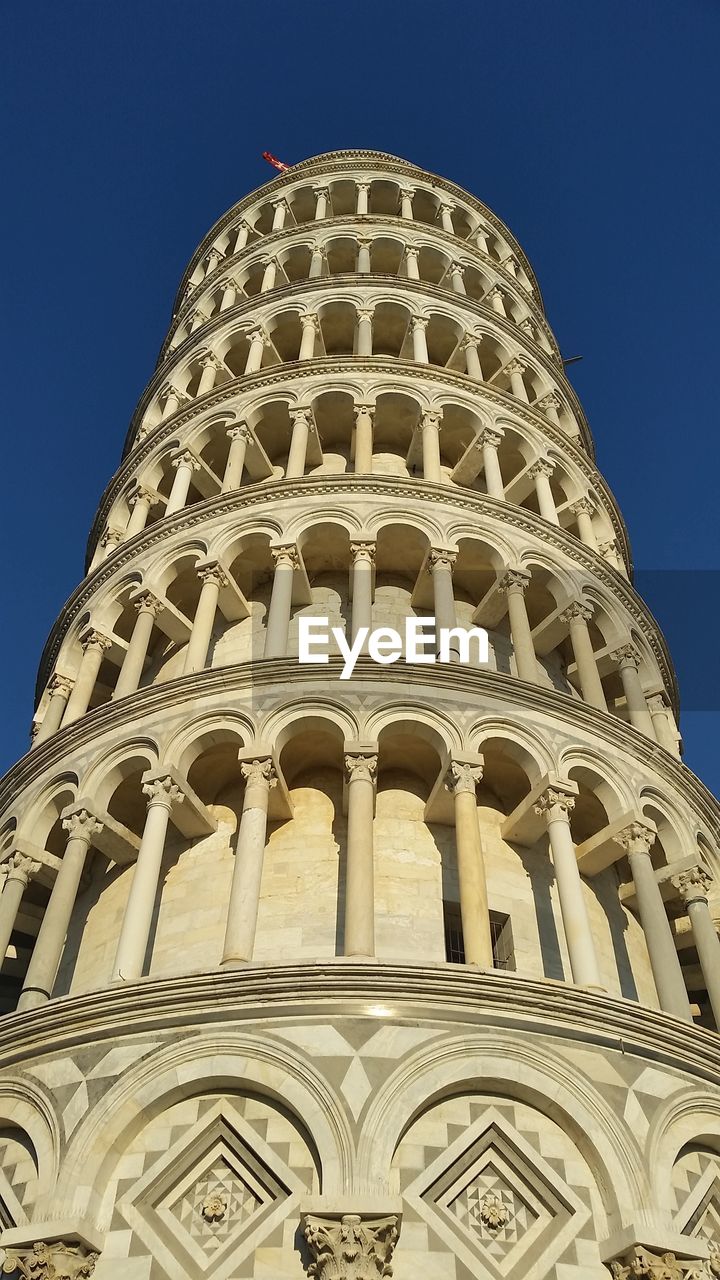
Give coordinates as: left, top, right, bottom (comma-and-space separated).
303, 1214, 399, 1280
1, 1240, 99, 1279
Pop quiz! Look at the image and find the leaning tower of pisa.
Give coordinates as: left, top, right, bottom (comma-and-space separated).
1, 150, 720, 1280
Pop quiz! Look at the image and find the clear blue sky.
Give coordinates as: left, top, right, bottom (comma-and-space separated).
1, 1, 718, 790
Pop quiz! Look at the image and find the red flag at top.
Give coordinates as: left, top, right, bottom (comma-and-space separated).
262, 151, 291, 172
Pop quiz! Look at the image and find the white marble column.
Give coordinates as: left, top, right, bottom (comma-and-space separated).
420, 411, 442, 482
499, 569, 538, 683
429, 549, 459, 661
166, 450, 201, 515
0, 853, 40, 964
260, 257, 278, 292
612, 645, 656, 738
506, 358, 529, 401
33, 675, 74, 745
535, 788, 604, 988
350, 542, 375, 642
356, 308, 373, 356
221, 758, 277, 964
411, 315, 429, 363
673, 866, 720, 1027
404, 246, 420, 280
461, 333, 483, 380
219, 277, 240, 311
445, 763, 493, 966
222, 424, 253, 492
126, 485, 157, 538
614, 823, 692, 1021
114, 593, 162, 699
264, 546, 299, 658
286, 408, 313, 478
184, 563, 228, 674
356, 181, 370, 215
475, 227, 490, 253
232, 220, 251, 254
244, 326, 267, 374
562, 602, 607, 711
448, 262, 466, 294
357, 237, 372, 273
647, 692, 680, 755
271, 198, 288, 230
478, 428, 504, 498
354, 403, 374, 474
309, 243, 325, 279
18, 809, 103, 1011
399, 187, 415, 219
161, 385, 184, 420
112, 777, 183, 982
344, 753, 377, 958
205, 248, 223, 277
571, 496, 598, 549
197, 352, 222, 396
190, 307, 208, 333
299, 314, 319, 362
439, 203, 455, 234
62, 631, 112, 725
530, 459, 559, 523
313, 186, 330, 219
488, 286, 507, 316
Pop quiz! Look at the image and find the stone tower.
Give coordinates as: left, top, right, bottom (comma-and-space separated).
0, 150, 719, 1280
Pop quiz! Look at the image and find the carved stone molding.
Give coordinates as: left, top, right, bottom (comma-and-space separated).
302, 1214, 399, 1280
608, 1246, 712, 1278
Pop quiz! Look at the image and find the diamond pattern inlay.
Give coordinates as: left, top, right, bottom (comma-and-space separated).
448, 1166, 537, 1250
171, 1152, 264, 1252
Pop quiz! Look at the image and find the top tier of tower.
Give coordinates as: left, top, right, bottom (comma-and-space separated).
120, 150, 594, 460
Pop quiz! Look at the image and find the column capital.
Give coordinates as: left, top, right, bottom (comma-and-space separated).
197, 561, 230, 590
171, 449, 201, 472
357, 306, 375, 323
48, 672, 74, 698
420, 409, 442, 430
534, 787, 576, 823
4, 851, 42, 886
487, 285, 505, 302
350, 541, 376, 565
310, 241, 327, 256
207, 247, 224, 265
240, 757, 278, 790
2, 1240, 100, 1279
245, 323, 269, 345
289, 404, 315, 425
536, 391, 561, 412
299, 312, 320, 331
133, 590, 164, 618
62, 807, 104, 843
428, 547, 457, 572
271, 544, 300, 570
673, 863, 714, 905
345, 753, 378, 783
227, 422, 254, 443
613, 821, 657, 856
271, 196, 290, 211
142, 775, 184, 810
519, 317, 536, 337
570, 495, 595, 516
439, 201, 456, 214
460, 331, 480, 350
561, 600, 594, 626
160, 383, 187, 405
100, 526, 123, 549
477, 427, 503, 449
608, 1245, 710, 1278
404, 244, 419, 260
355, 180, 371, 193
199, 351, 222, 371
499, 567, 531, 594
128, 482, 158, 509
445, 760, 484, 795
303, 1213, 399, 1280
612, 642, 641, 669
504, 356, 527, 375
410, 314, 429, 331
354, 402, 375, 421
312, 185, 330, 196
448, 260, 465, 276
80, 629, 112, 655
529, 457, 555, 479
191, 308, 210, 326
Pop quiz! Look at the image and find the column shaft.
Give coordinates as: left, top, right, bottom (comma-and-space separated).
183, 571, 223, 674
449, 766, 493, 967
222, 760, 275, 964
34, 677, 73, 744
501, 573, 538, 682
114, 599, 157, 699
264, 549, 298, 658
617, 826, 693, 1020
222, 426, 250, 492
350, 545, 374, 642
62, 634, 110, 725
286, 411, 311, 478
112, 781, 181, 982
564, 606, 607, 711
354, 405, 374, 473
344, 756, 377, 957
421, 414, 442, 482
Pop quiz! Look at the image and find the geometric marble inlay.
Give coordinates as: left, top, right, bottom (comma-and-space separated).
409, 1107, 590, 1279
120, 1100, 304, 1280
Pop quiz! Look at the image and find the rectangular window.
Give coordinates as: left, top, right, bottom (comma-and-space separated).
443, 902, 515, 971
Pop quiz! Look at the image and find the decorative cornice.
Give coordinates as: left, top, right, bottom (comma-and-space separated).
170, 152, 544, 313
13, 662, 711, 852
0, 962, 719, 1088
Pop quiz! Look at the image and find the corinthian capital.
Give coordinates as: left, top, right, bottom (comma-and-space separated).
445, 761, 484, 795
240, 758, 277, 789
61, 808, 104, 844
142, 775, 184, 809
303, 1213, 399, 1280
534, 788, 576, 822
673, 864, 713, 905
345, 754, 378, 784
609, 1246, 710, 1278
613, 822, 656, 857
1, 1240, 99, 1279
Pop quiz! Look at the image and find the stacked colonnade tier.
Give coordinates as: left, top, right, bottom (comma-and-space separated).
0, 151, 719, 1280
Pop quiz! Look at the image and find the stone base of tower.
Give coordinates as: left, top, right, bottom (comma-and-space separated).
0, 964, 718, 1279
